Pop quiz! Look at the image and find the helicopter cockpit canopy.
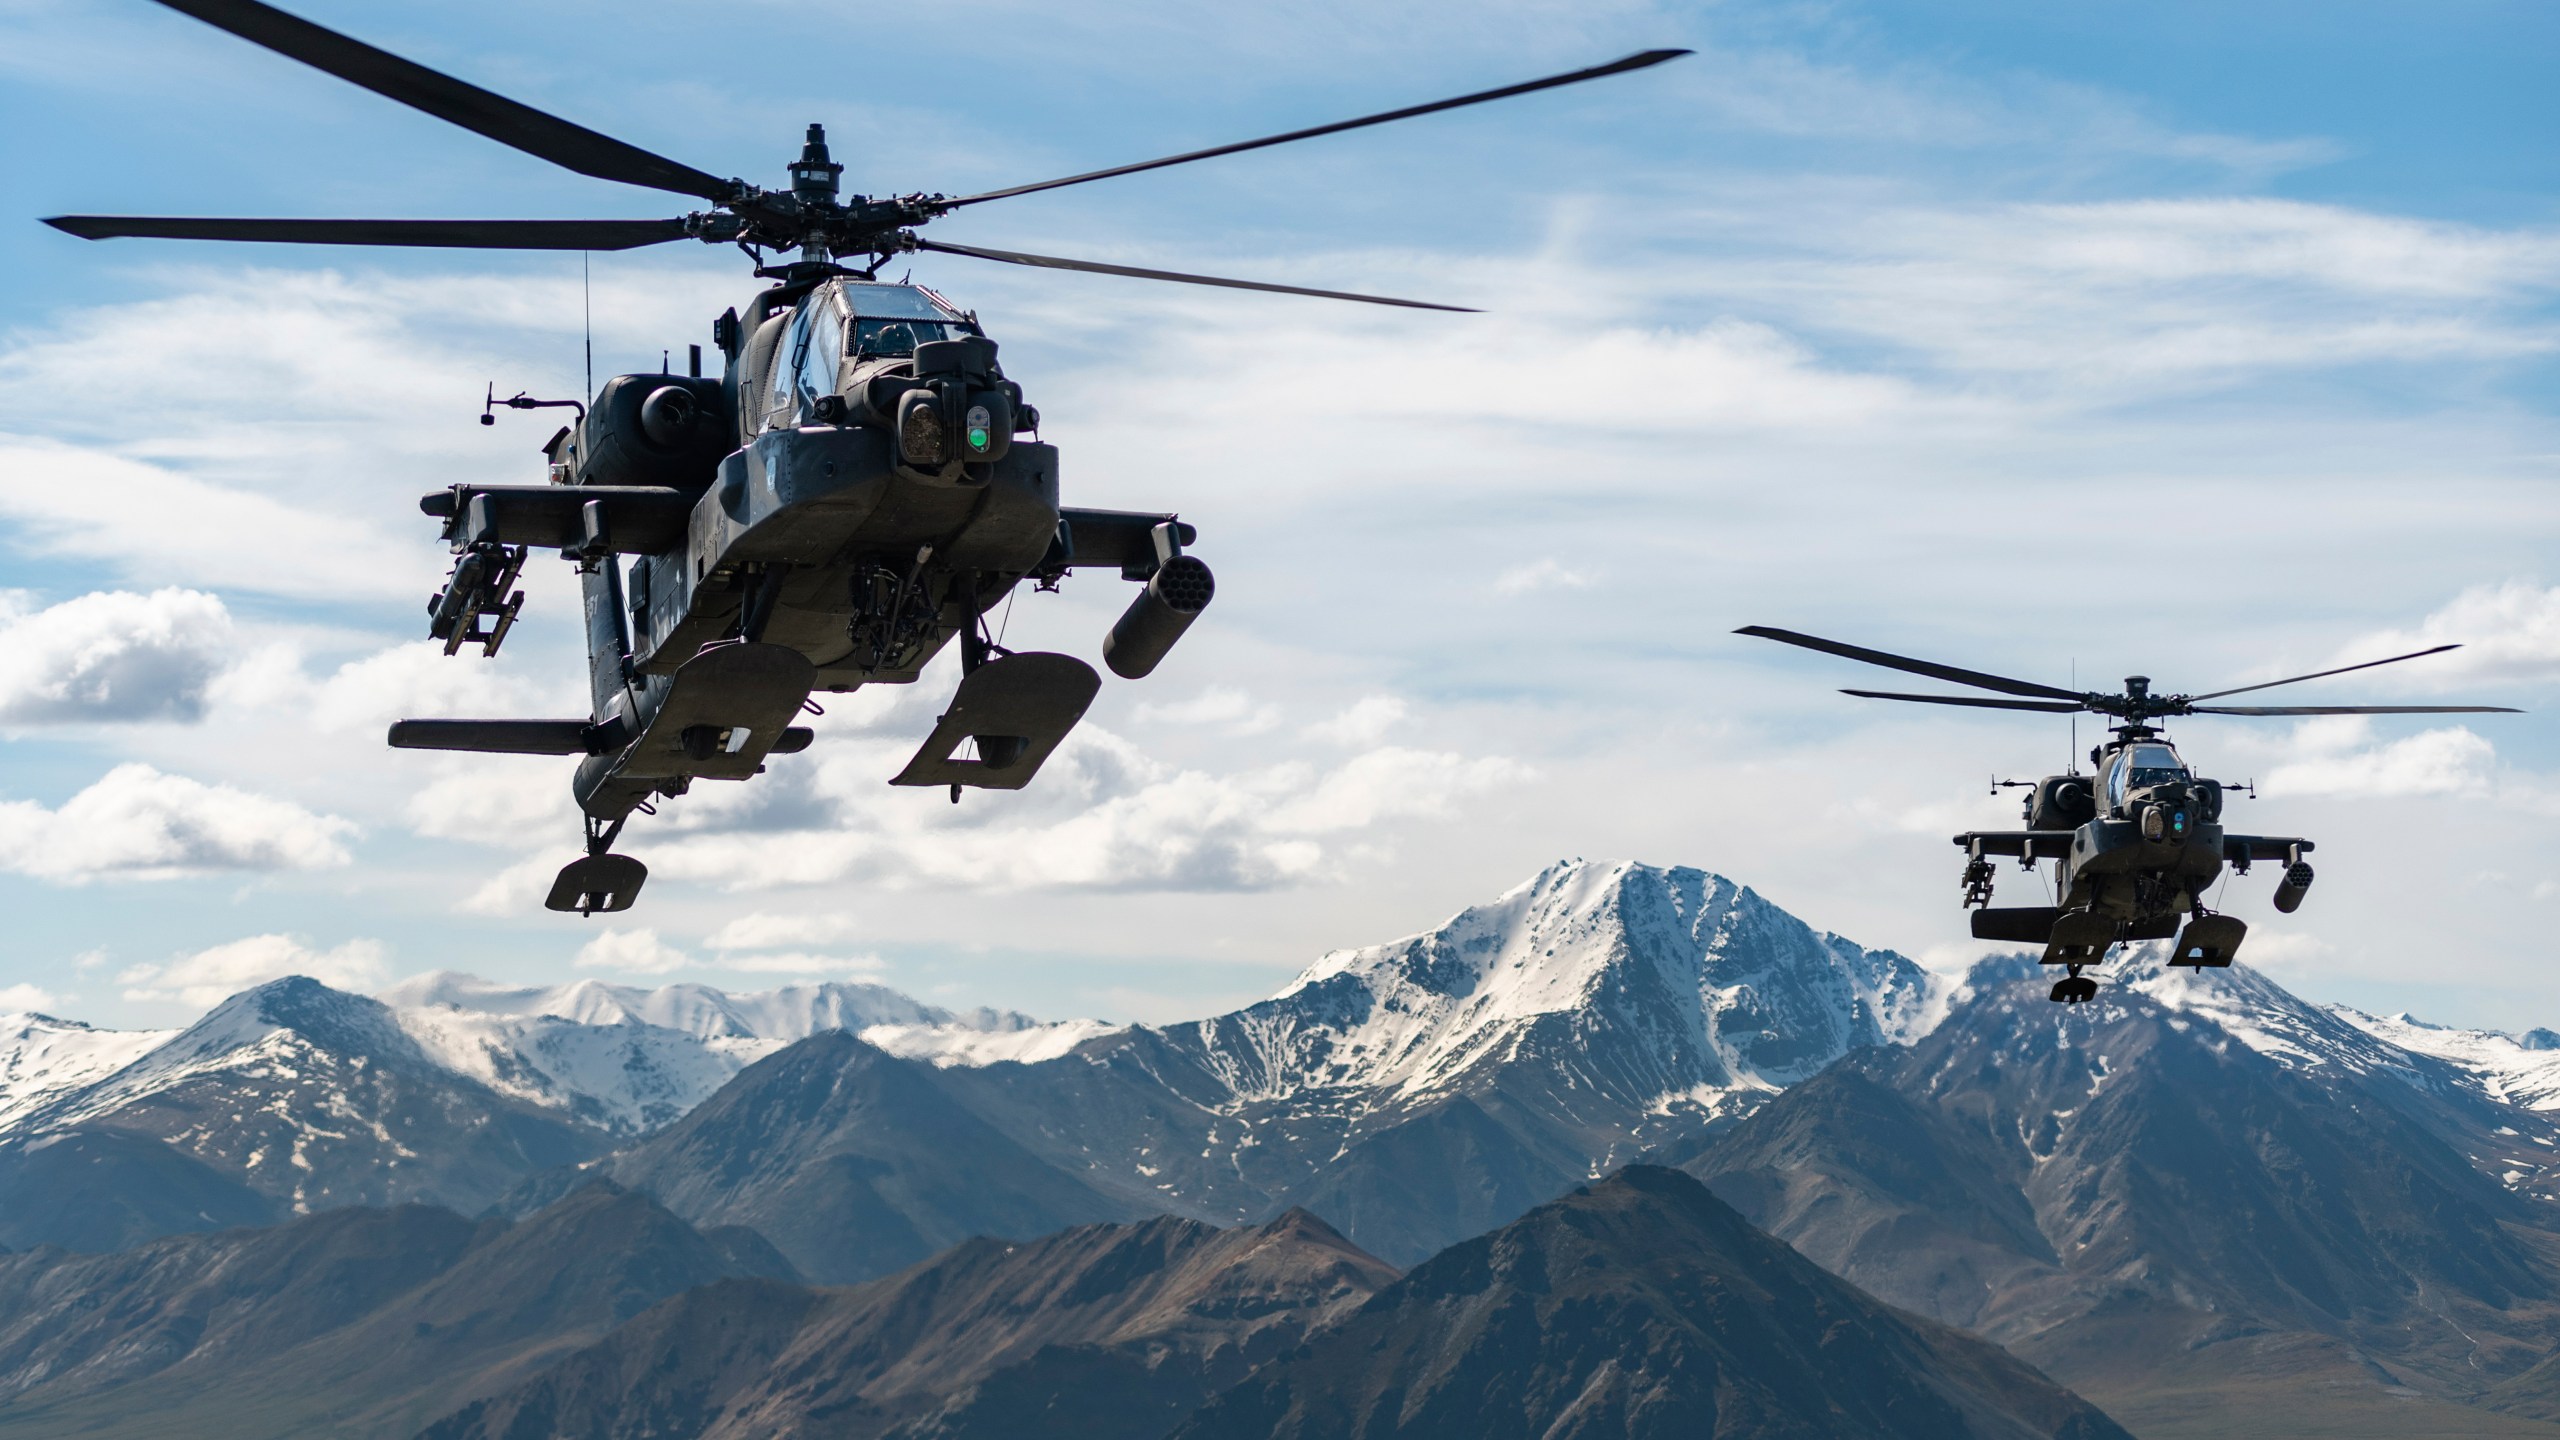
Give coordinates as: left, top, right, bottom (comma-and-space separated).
843, 283, 974, 356
762, 281, 983, 426
2106, 742, 2190, 812
853, 317, 971, 357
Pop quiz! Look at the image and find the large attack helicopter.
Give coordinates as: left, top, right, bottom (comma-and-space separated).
1738, 626, 2519, 1004
45, 0, 1686, 913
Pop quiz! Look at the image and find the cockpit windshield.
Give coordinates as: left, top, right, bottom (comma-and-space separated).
836, 282, 970, 357
841, 283, 963, 322
2106, 742, 2189, 810
852, 317, 968, 356
2126, 744, 2188, 786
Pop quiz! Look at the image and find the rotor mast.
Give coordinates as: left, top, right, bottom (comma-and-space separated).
788, 124, 844, 266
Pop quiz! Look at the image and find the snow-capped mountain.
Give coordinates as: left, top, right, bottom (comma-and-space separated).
1227, 858, 1949, 1108
2325, 1004, 2560, 1112
376, 973, 1116, 1134
0, 974, 1114, 1247
20, 856, 2560, 1274
2095, 948, 2560, 1197
929, 859, 1948, 1261
0, 1013, 170, 1130
20, 978, 606, 1215
1689, 953, 2560, 1438
378, 973, 1055, 1044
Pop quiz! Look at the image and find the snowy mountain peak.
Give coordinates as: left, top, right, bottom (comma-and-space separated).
371, 973, 1117, 1135
378, 971, 1055, 1045
29, 976, 434, 1132
0, 1011, 172, 1131
1189, 859, 1945, 1111
2322, 1003, 2560, 1112
139, 976, 424, 1073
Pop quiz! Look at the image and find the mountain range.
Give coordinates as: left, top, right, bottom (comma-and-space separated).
428, 1169, 2124, 1440
9, 857, 2560, 1436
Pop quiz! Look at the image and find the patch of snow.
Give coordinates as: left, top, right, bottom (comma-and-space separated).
860, 1017, 1119, 1067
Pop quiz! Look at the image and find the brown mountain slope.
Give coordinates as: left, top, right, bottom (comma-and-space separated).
0, 1183, 790, 1439
1685, 960, 2560, 1439
1170, 1166, 2127, 1440
424, 1207, 1396, 1440
599, 1030, 1145, 1283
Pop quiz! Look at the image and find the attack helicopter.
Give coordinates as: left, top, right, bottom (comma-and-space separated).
44, 0, 1688, 914
1737, 626, 2520, 1004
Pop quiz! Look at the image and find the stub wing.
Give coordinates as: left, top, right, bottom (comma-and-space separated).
2223, 835, 2313, 865
1952, 830, 2081, 861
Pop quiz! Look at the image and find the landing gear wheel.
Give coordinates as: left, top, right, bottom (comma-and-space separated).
546, 815, 646, 915
2049, 962, 2098, 1005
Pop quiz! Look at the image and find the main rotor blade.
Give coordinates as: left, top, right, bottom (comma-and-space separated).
1842, 689, 2086, 713
946, 49, 1691, 208
2187, 643, 2464, 701
1736, 626, 2083, 701
914, 238, 1476, 310
145, 0, 734, 200
45, 215, 691, 250
2190, 704, 2523, 716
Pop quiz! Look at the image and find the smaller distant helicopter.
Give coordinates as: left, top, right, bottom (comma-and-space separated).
1738, 626, 2521, 1004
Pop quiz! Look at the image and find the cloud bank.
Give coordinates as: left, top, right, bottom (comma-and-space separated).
0, 588, 232, 724
0, 763, 354, 881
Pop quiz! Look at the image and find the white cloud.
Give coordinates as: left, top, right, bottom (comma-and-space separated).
641, 732, 1527, 894
307, 641, 565, 735
573, 928, 691, 975
405, 763, 583, 844
714, 951, 888, 977
1131, 686, 1280, 734
120, 934, 389, 1007
2262, 719, 2497, 800
0, 763, 355, 881
1264, 747, 1528, 833
1995, 199, 2560, 300
0, 265, 737, 606
0, 588, 233, 724
2334, 581, 2560, 689
460, 852, 564, 917
1494, 559, 1591, 596
1308, 697, 1408, 748
705, 911, 863, 950
0, 983, 60, 1013
1663, 197, 2560, 401
0, 437, 411, 601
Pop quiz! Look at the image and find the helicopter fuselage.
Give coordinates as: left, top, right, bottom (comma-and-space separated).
1956, 728, 2314, 985
396, 273, 1210, 909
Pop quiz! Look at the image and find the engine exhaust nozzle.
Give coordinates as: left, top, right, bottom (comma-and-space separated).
1104, 555, 1215, 680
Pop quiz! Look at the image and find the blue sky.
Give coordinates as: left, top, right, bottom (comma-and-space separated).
1, 0, 2553, 1030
